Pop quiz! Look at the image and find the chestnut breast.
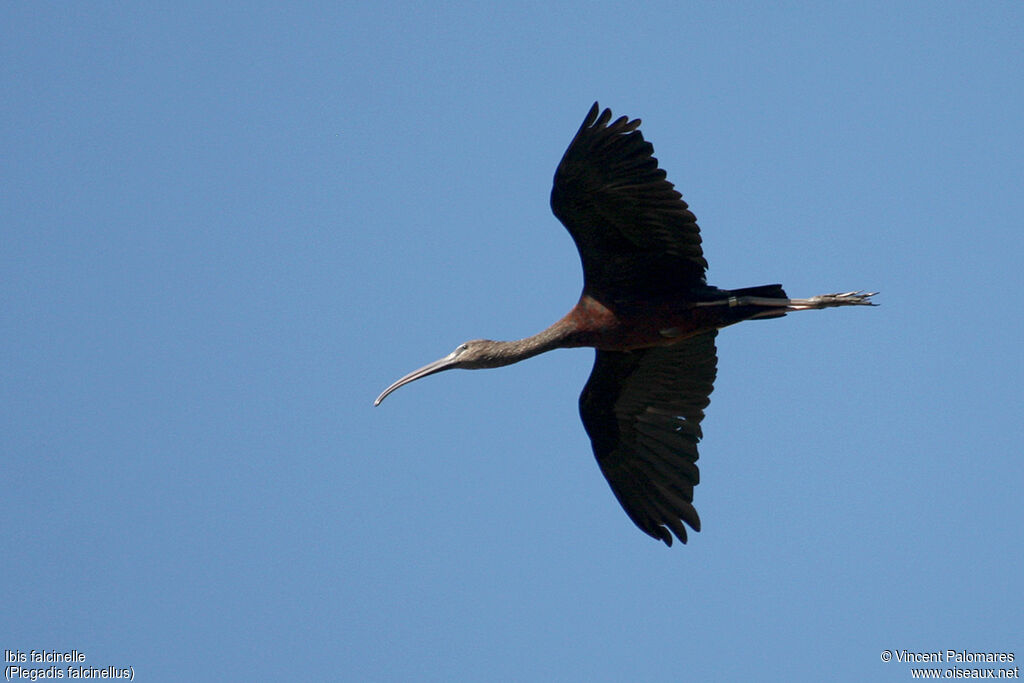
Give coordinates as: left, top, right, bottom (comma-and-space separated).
565, 295, 714, 351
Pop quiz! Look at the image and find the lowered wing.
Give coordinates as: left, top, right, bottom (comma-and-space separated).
579, 331, 718, 545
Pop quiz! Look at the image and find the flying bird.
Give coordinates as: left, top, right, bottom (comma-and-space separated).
375, 103, 875, 546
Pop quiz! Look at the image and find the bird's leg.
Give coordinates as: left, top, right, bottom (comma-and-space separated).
694, 291, 877, 311
776, 291, 877, 310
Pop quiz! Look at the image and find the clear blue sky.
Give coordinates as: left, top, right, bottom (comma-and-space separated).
4, 2, 1022, 681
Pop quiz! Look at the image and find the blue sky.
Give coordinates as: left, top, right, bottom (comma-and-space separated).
3, 2, 1022, 681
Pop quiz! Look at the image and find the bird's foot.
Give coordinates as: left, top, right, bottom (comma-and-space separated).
787, 291, 878, 310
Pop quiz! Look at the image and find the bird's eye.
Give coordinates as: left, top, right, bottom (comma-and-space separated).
455, 343, 468, 353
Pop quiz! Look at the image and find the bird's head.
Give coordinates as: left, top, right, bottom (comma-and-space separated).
373, 339, 502, 406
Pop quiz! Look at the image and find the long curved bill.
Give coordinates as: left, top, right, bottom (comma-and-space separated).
373, 352, 460, 406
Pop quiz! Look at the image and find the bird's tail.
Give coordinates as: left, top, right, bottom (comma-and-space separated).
702, 285, 876, 322
718, 284, 790, 322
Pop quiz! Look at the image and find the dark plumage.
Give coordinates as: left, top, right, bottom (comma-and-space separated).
552, 103, 708, 301
376, 103, 875, 546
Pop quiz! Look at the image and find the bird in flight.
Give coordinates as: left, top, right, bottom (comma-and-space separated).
375, 103, 875, 546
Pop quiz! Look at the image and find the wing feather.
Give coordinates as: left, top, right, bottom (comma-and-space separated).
551, 103, 708, 302
579, 331, 718, 546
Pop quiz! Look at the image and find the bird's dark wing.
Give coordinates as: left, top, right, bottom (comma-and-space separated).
551, 102, 708, 302
579, 331, 717, 546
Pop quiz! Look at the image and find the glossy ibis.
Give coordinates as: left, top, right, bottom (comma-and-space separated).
375, 103, 875, 546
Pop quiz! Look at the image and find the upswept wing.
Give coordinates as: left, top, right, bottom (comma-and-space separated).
551, 103, 708, 301
579, 331, 718, 546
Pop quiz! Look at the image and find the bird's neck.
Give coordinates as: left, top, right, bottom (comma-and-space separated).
480, 318, 577, 368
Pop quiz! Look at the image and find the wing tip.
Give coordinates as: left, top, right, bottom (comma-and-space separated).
652, 517, 700, 547
581, 101, 601, 130
581, 102, 640, 134
652, 500, 702, 546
